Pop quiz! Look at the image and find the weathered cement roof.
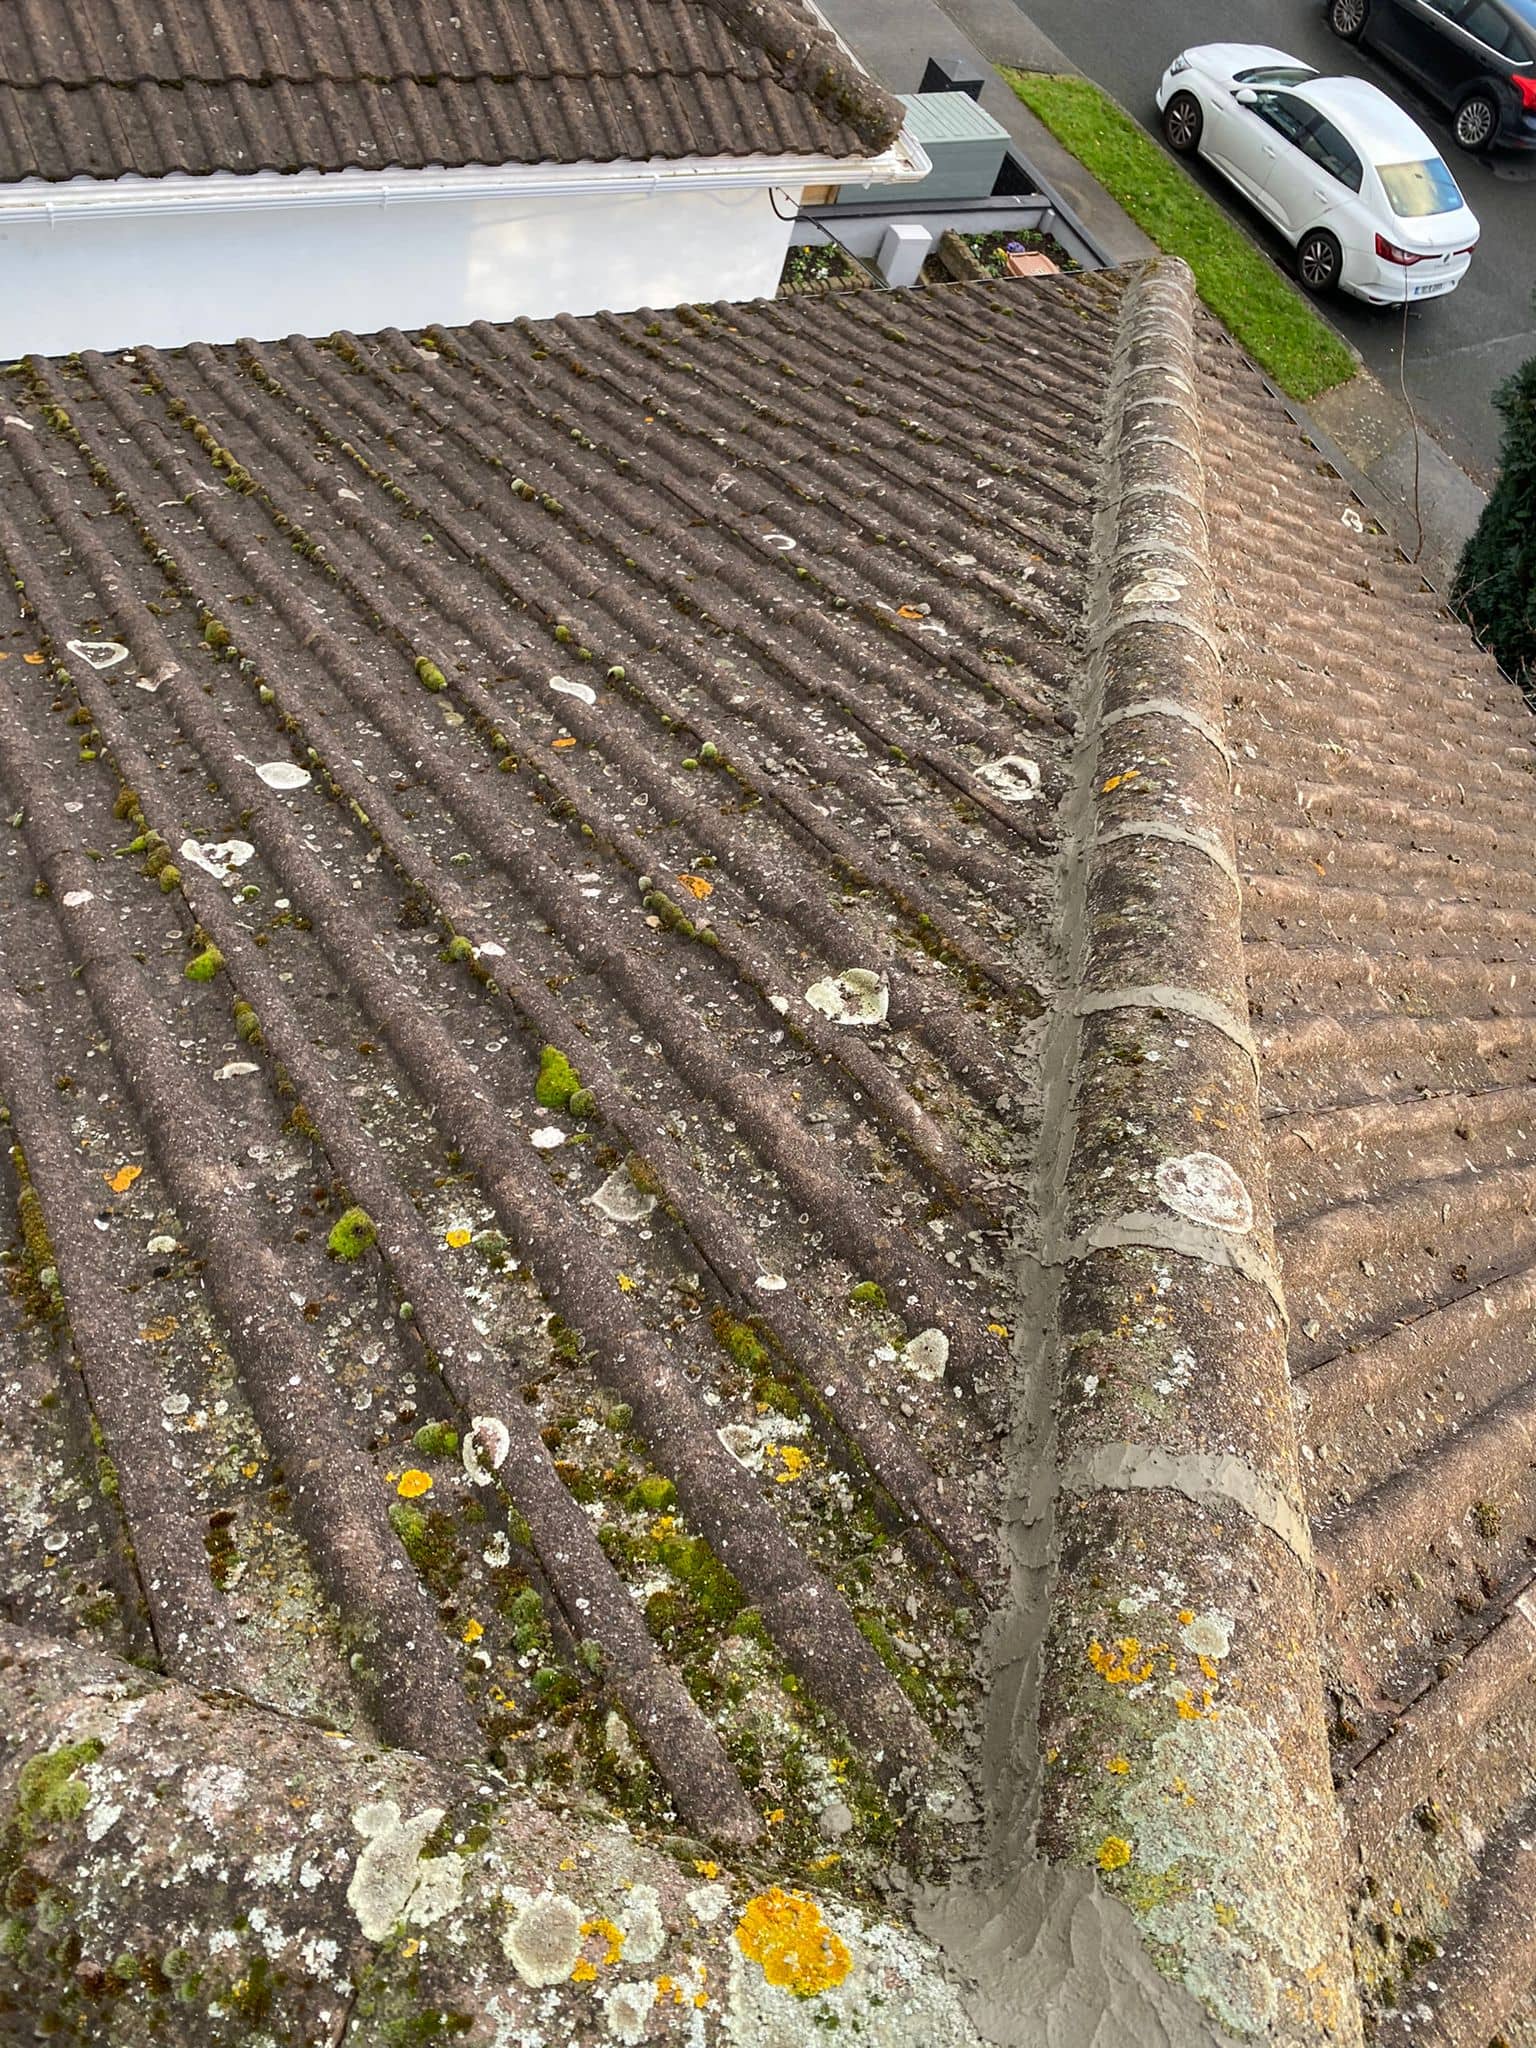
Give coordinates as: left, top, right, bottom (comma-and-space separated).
0, 261, 1529, 2046
0, 0, 902, 183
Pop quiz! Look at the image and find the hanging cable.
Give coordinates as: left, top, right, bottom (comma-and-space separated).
769, 185, 887, 287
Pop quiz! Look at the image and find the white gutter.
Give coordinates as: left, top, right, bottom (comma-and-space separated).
0, 131, 929, 224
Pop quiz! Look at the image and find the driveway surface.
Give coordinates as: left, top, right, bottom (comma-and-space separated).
1013, 0, 1535, 480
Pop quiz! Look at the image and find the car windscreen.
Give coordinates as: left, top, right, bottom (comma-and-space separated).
1376, 156, 1464, 216
1233, 65, 1318, 84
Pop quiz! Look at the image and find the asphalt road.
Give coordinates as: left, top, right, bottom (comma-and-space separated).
1014, 0, 1536, 481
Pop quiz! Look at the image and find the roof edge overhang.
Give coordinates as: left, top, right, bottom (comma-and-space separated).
0, 130, 930, 224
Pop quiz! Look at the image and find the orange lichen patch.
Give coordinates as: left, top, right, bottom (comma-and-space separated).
1197, 1654, 1221, 1683
138, 1315, 178, 1343
1087, 1637, 1154, 1685
23, 652, 44, 665
105, 1164, 142, 1193
1176, 1687, 1218, 1721
735, 1887, 852, 1998
581, 1917, 626, 1967
1097, 1836, 1132, 1872
896, 604, 925, 619
676, 873, 713, 899
396, 1469, 433, 1499
570, 1958, 597, 1983
552, 736, 578, 749
1177, 1609, 1195, 1625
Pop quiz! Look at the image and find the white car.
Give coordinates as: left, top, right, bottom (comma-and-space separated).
1155, 43, 1480, 303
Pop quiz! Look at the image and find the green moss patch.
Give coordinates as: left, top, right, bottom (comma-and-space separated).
326, 1205, 377, 1259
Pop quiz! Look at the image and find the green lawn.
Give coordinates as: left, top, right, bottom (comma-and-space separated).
1003, 69, 1358, 403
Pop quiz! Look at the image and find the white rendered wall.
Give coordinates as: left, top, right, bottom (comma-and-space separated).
0, 180, 798, 355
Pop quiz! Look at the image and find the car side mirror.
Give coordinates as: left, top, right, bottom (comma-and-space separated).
1234, 87, 1259, 106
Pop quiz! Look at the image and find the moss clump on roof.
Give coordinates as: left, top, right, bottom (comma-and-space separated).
183, 945, 223, 982
848, 1281, 887, 1312
710, 1307, 769, 1374
413, 1420, 459, 1458
326, 1205, 376, 1260
17, 1739, 103, 1828
535, 1044, 582, 1110
415, 656, 448, 693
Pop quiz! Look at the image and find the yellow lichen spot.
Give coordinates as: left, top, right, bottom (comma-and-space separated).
581, 1917, 625, 1967
1213, 1900, 1237, 1930
987, 1321, 1010, 1339
242, 1461, 260, 1478
1198, 1654, 1221, 1683
105, 1164, 142, 1194
139, 1315, 178, 1343
1178, 1609, 1195, 1625
1105, 1756, 1130, 1775
676, 873, 714, 899
1097, 1836, 1133, 1873
1101, 774, 1125, 793
770, 1443, 807, 1485
735, 1887, 853, 1998
570, 1958, 597, 1983
617, 1272, 635, 1292
1087, 1637, 1153, 1685
552, 736, 578, 749
808, 1852, 841, 1870
694, 1991, 709, 2008
396, 1469, 433, 1499
445, 1223, 472, 1248
767, 1808, 785, 1824
462, 1618, 484, 1644
693, 1860, 720, 1880
400, 1938, 420, 1959
558, 1856, 577, 1872
1176, 1687, 1217, 1721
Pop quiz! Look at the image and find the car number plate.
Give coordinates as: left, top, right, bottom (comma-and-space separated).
1411, 279, 1446, 297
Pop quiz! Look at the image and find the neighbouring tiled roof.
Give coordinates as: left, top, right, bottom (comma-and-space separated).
1204, 336, 1536, 2048
0, 0, 903, 184
0, 263, 1531, 2045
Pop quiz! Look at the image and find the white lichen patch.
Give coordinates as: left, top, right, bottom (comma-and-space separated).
686, 1882, 732, 1925
1153, 1152, 1254, 1235
549, 674, 597, 706
179, 837, 255, 880
804, 968, 888, 1028
1121, 1709, 1332, 2036
903, 1329, 949, 1381
589, 1168, 657, 1225
345, 1800, 464, 1943
250, 760, 312, 791
64, 638, 129, 671
1178, 1609, 1234, 1661
620, 1882, 666, 1965
974, 755, 1041, 804
601, 1978, 657, 2044
503, 1888, 585, 1987
463, 1415, 511, 1486
531, 1126, 567, 1150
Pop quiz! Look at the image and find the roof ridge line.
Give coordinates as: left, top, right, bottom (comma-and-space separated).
689, 0, 903, 153
1031, 255, 1364, 2042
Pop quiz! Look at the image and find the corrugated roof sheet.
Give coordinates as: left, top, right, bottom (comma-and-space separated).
0, 0, 903, 183
0, 264, 1532, 2044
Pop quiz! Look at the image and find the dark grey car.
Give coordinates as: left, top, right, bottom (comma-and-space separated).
1326, 0, 1536, 147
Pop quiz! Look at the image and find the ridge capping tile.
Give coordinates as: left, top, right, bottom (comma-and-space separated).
1030, 257, 1362, 2044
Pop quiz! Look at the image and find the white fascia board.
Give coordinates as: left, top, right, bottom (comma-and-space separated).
0, 131, 929, 224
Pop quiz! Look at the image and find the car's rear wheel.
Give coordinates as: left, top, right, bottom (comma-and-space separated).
1453, 90, 1498, 151
1327, 0, 1369, 40
1162, 91, 1203, 154
1296, 228, 1343, 294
